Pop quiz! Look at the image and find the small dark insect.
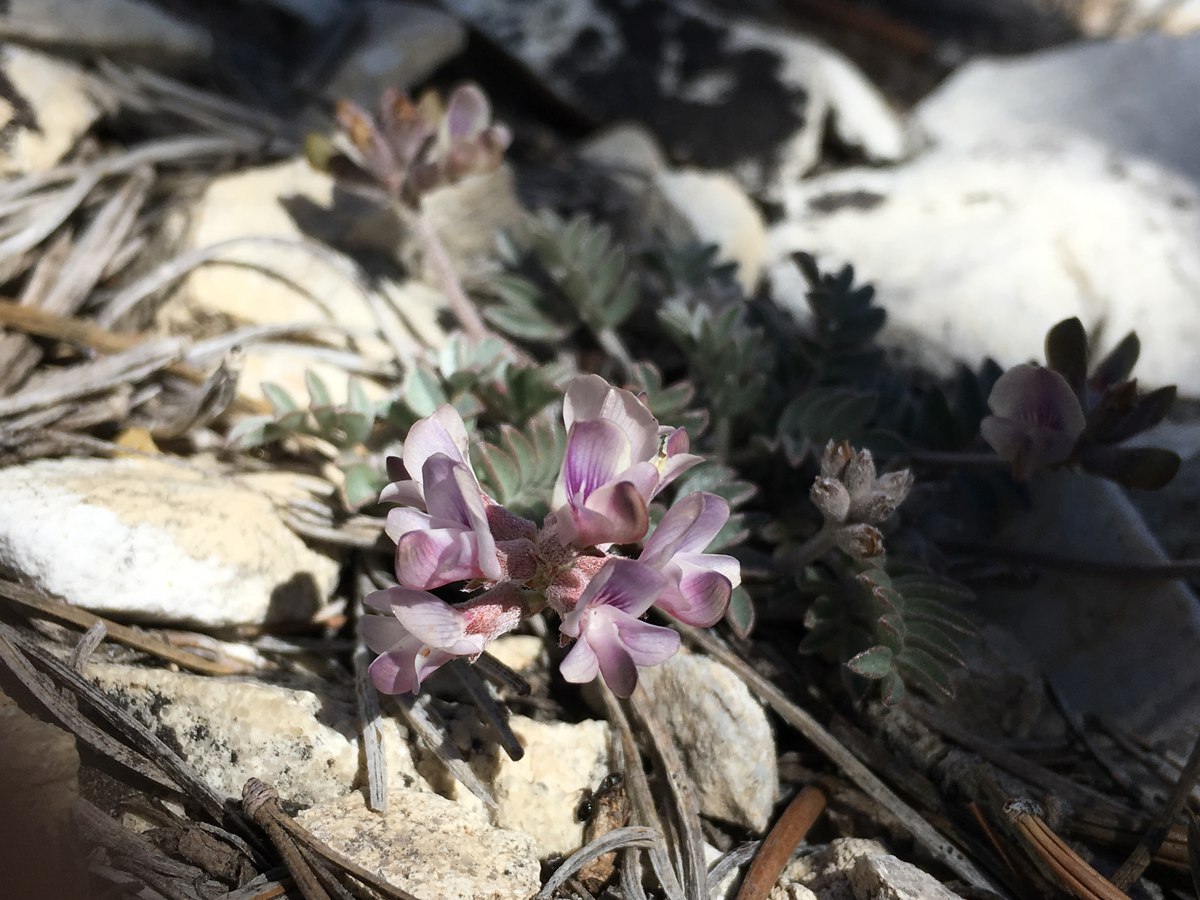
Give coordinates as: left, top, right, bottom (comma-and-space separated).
576, 772, 630, 893
576, 772, 624, 822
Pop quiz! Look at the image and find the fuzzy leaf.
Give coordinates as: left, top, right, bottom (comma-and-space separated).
880, 670, 907, 706
226, 415, 274, 448
484, 303, 572, 342
261, 382, 299, 415
403, 367, 446, 417
1090, 332, 1140, 391
470, 415, 566, 518
846, 645, 894, 680
341, 461, 386, 511
725, 585, 755, 639
1045, 317, 1089, 390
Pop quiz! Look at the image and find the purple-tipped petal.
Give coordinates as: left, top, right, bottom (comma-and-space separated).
612, 614, 681, 667
982, 365, 1085, 477
650, 450, 703, 498
591, 619, 639, 697
387, 590, 472, 649
641, 493, 730, 567
564, 375, 659, 461
558, 419, 633, 500
421, 455, 500, 580
401, 405, 471, 490
380, 479, 425, 508
577, 558, 667, 618
559, 636, 600, 684
579, 481, 649, 546
360, 613, 408, 653
384, 506, 432, 543
395, 528, 481, 589
655, 569, 732, 627
444, 83, 490, 142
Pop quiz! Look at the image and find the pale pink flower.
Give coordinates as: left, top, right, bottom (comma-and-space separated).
639, 492, 739, 627
981, 363, 1086, 480
363, 583, 527, 695
552, 375, 700, 547
559, 558, 679, 698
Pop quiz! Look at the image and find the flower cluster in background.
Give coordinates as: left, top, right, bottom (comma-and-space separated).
362, 374, 741, 698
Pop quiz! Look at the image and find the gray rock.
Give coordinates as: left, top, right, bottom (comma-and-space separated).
638, 652, 777, 831
89, 663, 426, 806
917, 34, 1200, 188
0, 0, 212, 72
979, 471, 1200, 749
780, 838, 888, 900
0, 457, 340, 628
768, 134, 1200, 395
850, 853, 964, 900
326, 1, 466, 102
0, 45, 104, 175
442, 0, 903, 197
238, 0, 348, 29
295, 788, 541, 900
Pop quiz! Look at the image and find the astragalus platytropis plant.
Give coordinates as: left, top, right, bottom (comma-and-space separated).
361, 374, 741, 698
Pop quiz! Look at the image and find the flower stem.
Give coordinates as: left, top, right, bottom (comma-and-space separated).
412, 206, 490, 344
900, 449, 1008, 470
781, 526, 837, 574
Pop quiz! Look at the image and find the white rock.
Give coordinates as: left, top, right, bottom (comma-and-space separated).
175, 156, 445, 401
0, 45, 102, 175
89, 663, 426, 806
326, 1, 466, 102
0, 0, 212, 72
0, 689, 87, 899
850, 854, 964, 900
0, 457, 340, 628
655, 168, 767, 293
295, 788, 541, 900
768, 135, 1200, 395
442, 0, 904, 198
638, 653, 777, 831
980, 471, 1200, 748
485, 634, 546, 674
490, 716, 610, 858
916, 34, 1200, 188
1163, 0, 1200, 34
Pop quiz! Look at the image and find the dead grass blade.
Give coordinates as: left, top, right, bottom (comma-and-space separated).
0, 578, 253, 675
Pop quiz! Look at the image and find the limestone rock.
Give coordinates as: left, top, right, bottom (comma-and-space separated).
0, 456, 340, 628
917, 34, 1200, 188
850, 853, 964, 900
89, 663, 425, 805
0, 0, 212, 72
0, 45, 103, 175
326, 1, 466, 102
296, 788, 541, 900
638, 653, 776, 831
490, 716, 611, 858
175, 156, 445, 403
442, 0, 904, 197
768, 135, 1200, 395
0, 690, 87, 899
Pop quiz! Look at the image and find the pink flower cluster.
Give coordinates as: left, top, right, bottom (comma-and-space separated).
362, 375, 740, 698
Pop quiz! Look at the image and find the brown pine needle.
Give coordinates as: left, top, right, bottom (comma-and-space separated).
1005, 799, 1129, 900
736, 783, 828, 900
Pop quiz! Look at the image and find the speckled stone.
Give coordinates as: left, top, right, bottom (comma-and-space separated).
295, 788, 541, 900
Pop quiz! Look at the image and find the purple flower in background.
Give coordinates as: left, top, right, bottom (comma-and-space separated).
363, 583, 527, 694
981, 363, 1086, 480
639, 492, 739, 627
559, 558, 679, 698
552, 375, 700, 547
